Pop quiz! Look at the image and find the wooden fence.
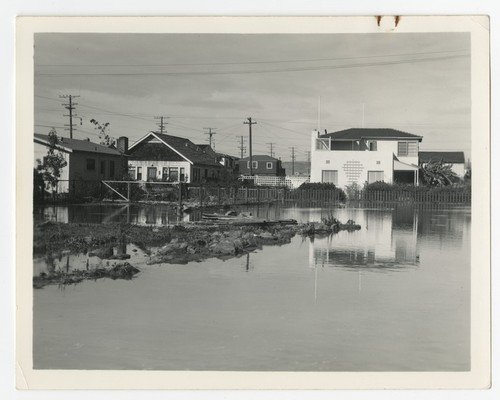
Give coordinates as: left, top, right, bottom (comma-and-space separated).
35, 179, 471, 205
356, 189, 471, 204
188, 186, 344, 205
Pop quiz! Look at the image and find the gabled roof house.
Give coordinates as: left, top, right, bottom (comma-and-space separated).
34, 133, 127, 193
238, 155, 285, 176
310, 128, 423, 187
126, 132, 222, 183
196, 144, 239, 171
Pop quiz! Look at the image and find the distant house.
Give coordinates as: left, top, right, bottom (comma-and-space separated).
310, 128, 423, 188
196, 144, 239, 172
418, 151, 466, 179
127, 132, 222, 183
238, 155, 285, 176
34, 133, 126, 192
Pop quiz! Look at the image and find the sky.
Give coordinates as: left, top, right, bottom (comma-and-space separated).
34, 32, 471, 162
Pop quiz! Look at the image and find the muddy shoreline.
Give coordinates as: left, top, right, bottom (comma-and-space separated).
33, 218, 360, 288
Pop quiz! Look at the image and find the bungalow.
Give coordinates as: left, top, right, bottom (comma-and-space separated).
34, 133, 126, 193
126, 132, 222, 183
310, 128, 423, 188
238, 155, 285, 176
418, 151, 466, 179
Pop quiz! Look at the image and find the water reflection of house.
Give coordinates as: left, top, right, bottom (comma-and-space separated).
309, 208, 419, 269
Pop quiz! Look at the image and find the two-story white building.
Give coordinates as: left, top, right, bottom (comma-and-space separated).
310, 128, 423, 188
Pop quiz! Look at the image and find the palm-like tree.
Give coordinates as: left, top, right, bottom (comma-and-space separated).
420, 159, 458, 186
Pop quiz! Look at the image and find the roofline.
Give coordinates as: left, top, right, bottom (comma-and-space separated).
34, 136, 73, 153
328, 136, 423, 141
128, 131, 193, 165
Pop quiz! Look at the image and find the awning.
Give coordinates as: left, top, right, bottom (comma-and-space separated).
394, 160, 418, 171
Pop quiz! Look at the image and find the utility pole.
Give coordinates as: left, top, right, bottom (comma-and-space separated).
155, 116, 168, 134
306, 151, 311, 175
267, 142, 275, 158
290, 147, 296, 175
237, 136, 246, 159
203, 127, 217, 147
60, 94, 79, 139
244, 117, 257, 176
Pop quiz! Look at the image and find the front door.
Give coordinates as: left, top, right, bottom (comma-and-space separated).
147, 167, 157, 182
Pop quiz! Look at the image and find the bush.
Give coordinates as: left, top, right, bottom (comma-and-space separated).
298, 182, 337, 190
364, 181, 393, 191
297, 182, 346, 202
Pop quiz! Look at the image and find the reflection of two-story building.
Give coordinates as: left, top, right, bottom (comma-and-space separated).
126, 132, 222, 183
309, 208, 419, 269
310, 128, 423, 188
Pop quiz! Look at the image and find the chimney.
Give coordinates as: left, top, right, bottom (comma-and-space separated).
117, 136, 129, 154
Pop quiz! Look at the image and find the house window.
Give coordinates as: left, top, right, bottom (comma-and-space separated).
86, 158, 96, 171
321, 170, 338, 185
368, 171, 384, 184
369, 141, 377, 151
128, 166, 135, 179
162, 167, 169, 181
398, 141, 418, 157
266, 162, 273, 169
193, 168, 200, 182
137, 167, 142, 181
100, 160, 106, 175
316, 138, 330, 151
252, 161, 258, 169
109, 160, 115, 178
169, 167, 179, 182
180, 167, 185, 181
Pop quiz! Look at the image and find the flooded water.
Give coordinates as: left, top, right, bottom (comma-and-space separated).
33, 203, 470, 371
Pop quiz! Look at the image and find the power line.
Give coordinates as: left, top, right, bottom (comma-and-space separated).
35, 54, 468, 77
36, 49, 469, 68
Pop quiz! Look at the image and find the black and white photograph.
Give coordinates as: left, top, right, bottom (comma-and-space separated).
15, 15, 490, 391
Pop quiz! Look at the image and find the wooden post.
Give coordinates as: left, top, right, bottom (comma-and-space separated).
178, 183, 183, 212
200, 185, 203, 207
245, 187, 249, 203
127, 182, 131, 202
217, 186, 221, 205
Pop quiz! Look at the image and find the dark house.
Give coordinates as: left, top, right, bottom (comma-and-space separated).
196, 144, 239, 173
34, 133, 127, 193
238, 155, 285, 176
